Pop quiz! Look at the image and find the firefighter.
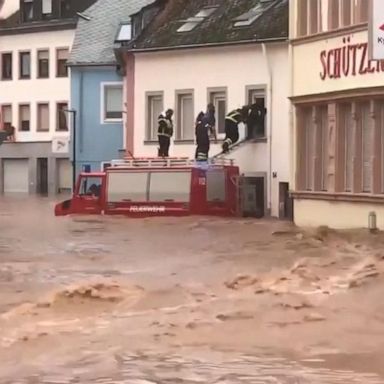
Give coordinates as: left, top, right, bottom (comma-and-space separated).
222, 108, 247, 153
195, 103, 217, 161
158, 109, 174, 157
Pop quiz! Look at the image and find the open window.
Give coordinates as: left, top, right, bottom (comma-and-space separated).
247, 88, 266, 139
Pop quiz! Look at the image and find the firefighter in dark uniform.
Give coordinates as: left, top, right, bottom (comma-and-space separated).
222, 108, 246, 153
158, 109, 174, 157
195, 103, 216, 161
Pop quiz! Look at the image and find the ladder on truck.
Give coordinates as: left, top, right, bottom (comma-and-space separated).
106, 157, 235, 169
212, 139, 248, 159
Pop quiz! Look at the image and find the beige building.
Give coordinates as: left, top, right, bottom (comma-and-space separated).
290, 0, 384, 229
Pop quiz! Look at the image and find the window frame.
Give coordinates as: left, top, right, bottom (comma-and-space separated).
175, 89, 194, 141
21, 0, 34, 22
19, 51, 31, 80
145, 91, 164, 142
18, 103, 31, 132
37, 49, 50, 79
56, 47, 69, 78
37, 102, 50, 132
100, 82, 124, 124
246, 85, 267, 139
1, 52, 13, 81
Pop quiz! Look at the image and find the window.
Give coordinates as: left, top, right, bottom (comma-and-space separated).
177, 6, 217, 32
341, 0, 352, 27
37, 50, 49, 78
37, 103, 49, 132
319, 106, 328, 191
207, 170, 226, 202
59, 0, 70, 18
303, 107, 314, 190
1, 105, 12, 130
328, 0, 340, 30
56, 103, 68, 131
146, 93, 163, 140
42, 0, 52, 16
116, 23, 132, 43
79, 176, 103, 196
107, 172, 148, 202
209, 90, 227, 134
1, 53, 12, 80
22, 0, 33, 22
19, 104, 30, 132
360, 102, 373, 192
149, 171, 191, 202
297, 0, 308, 37
309, 0, 320, 34
355, 0, 369, 23
56, 48, 69, 77
103, 84, 123, 121
19, 52, 31, 79
176, 92, 194, 140
247, 88, 266, 138
340, 103, 354, 192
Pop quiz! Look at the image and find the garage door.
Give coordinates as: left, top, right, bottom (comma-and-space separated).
3, 159, 29, 193
57, 159, 71, 192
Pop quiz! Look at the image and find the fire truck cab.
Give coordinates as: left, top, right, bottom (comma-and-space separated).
55, 157, 240, 217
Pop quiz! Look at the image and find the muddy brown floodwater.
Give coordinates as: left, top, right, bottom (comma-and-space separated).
1, 196, 384, 383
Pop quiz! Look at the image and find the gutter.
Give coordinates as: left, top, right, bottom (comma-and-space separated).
124, 36, 288, 54
261, 43, 273, 215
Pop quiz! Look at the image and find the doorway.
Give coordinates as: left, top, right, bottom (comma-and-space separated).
240, 176, 265, 218
37, 158, 48, 195
279, 182, 293, 221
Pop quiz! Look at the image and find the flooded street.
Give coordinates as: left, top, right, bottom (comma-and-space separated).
1, 197, 384, 383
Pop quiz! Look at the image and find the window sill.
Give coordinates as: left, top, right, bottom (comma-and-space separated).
249, 136, 267, 143
291, 190, 384, 204
56, 129, 69, 132
103, 119, 123, 124
19, 76, 31, 80
1, 78, 12, 81
144, 140, 158, 145
56, 75, 68, 78
174, 139, 194, 145
37, 76, 49, 79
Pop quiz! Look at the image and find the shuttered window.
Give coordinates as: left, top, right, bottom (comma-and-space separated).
176, 92, 194, 140
304, 107, 314, 191
342, 104, 354, 192
319, 106, 328, 191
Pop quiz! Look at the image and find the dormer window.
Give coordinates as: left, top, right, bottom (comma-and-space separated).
115, 23, 132, 45
21, 0, 33, 22
233, 0, 274, 28
177, 6, 218, 33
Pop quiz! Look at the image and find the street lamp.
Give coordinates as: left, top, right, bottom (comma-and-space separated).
63, 108, 77, 191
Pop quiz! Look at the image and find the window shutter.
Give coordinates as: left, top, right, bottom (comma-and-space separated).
361, 102, 373, 192
181, 96, 193, 140
344, 104, 354, 192
304, 108, 314, 190
320, 106, 328, 191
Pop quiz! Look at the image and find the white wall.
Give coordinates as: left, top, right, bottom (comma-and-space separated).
0, 29, 74, 142
133, 43, 290, 217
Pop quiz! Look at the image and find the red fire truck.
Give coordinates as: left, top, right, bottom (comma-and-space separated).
54, 157, 240, 217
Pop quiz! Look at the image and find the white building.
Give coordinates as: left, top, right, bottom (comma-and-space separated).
0, 0, 95, 194
118, 0, 291, 218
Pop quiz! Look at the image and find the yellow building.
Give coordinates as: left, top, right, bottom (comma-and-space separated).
290, 0, 384, 229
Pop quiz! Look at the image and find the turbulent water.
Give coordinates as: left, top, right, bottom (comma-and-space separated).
0, 196, 384, 383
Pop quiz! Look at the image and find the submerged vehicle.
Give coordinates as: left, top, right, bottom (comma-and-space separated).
55, 157, 240, 217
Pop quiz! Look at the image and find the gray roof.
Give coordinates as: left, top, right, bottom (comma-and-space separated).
69, 0, 155, 66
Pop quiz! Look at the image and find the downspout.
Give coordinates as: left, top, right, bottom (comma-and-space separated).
262, 43, 273, 215
79, 69, 84, 154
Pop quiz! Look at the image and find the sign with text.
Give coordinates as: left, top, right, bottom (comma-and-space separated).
369, 0, 384, 60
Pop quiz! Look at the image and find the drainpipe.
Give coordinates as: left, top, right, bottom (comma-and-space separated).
262, 43, 273, 215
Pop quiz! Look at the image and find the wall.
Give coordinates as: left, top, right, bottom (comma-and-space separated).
0, 141, 68, 194
294, 198, 384, 230
0, 29, 74, 142
131, 43, 290, 217
70, 66, 123, 173
292, 30, 381, 97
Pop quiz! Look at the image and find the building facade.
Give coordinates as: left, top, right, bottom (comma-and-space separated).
289, 0, 384, 229
68, 0, 155, 175
0, 0, 95, 195
119, 0, 291, 219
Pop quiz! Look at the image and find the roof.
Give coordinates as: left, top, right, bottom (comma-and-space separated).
131, 0, 288, 51
69, 0, 156, 66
